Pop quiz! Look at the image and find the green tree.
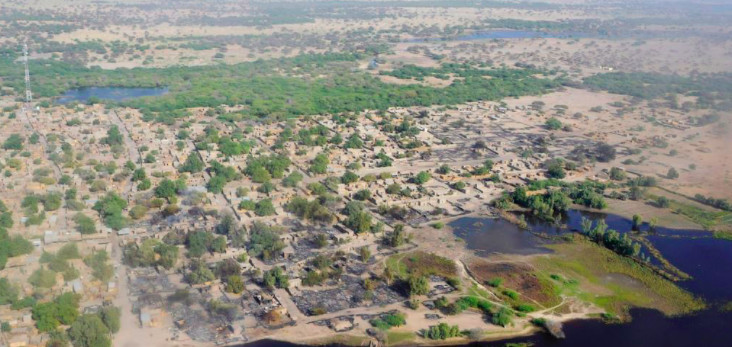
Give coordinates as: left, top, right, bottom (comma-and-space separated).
225, 275, 245, 294
211, 236, 227, 253
101, 126, 123, 146
282, 171, 303, 187
408, 276, 429, 297
68, 314, 111, 347
343, 202, 372, 233
413, 171, 431, 185
250, 166, 271, 183
0, 278, 18, 305
309, 153, 329, 174
155, 179, 178, 199
73, 213, 96, 234
632, 214, 643, 230
353, 189, 371, 201
137, 178, 152, 191
186, 260, 215, 284
155, 243, 179, 269
263, 267, 289, 290
186, 231, 213, 258
28, 267, 57, 288
341, 171, 359, 184
32, 293, 80, 332
206, 175, 227, 193
2, 134, 24, 150
344, 134, 364, 149
609, 167, 626, 181
179, 153, 204, 173
492, 307, 513, 327
656, 196, 670, 208
92, 192, 128, 230
255, 199, 276, 216
98, 306, 120, 333
131, 168, 146, 182
425, 322, 461, 340
546, 159, 566, 179
84, 251, 114, 282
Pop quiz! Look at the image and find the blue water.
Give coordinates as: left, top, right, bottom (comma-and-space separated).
407, 30, 587, 42
450, 217, 553, 255
56, 86, 168, 104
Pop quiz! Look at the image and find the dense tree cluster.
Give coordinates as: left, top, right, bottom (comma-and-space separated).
186, 231, 226, 257
285, 196, 333, 223
425, 322, 461, 340
92, 192, 128, 230
580, 218, 641, 257
245, 155, 291, 182
693, 194, 731, 211
495, 179, 608, 219
32, 292, 80, 332
179, 152, 204, 173
123, 238, 179, 269
247, 222, 285, 261
309, 153, 330, 175
263, 266, 289, 290
343, 201, 374, 234
369, 312, 406, 330
0, 226, 33, 269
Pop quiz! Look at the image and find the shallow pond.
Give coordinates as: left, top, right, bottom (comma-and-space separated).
56, 86, 168, 104
449, 216, 553, 255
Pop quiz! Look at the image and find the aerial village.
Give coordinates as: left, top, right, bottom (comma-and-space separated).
1, 78, 723, 347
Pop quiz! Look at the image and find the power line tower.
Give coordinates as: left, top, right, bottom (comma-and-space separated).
23, 42, 32, 107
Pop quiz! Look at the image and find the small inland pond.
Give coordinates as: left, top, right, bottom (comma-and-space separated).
56, 86, 168, 104
450, 216, 554, 255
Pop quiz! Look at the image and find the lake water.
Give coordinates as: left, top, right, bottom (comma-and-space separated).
450, 216, 554, 255
406, 30, 587, 43
241, 211, 732, 347
56, 86, 168, 104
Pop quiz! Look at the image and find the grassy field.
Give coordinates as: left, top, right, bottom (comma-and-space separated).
385, 251, 458, 280
386, 331, 417, 346
645, 190, 732, 231
533, 237, 705, 318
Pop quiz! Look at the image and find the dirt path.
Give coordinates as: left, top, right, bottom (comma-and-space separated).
109, 109, 141, 201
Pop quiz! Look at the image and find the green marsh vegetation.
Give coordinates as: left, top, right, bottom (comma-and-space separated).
537, 237, 705, 318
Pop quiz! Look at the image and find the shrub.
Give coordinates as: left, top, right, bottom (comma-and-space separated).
492, 307, 513, 327
425, 322, 461, 340
545, 117, 562, 130
486, 277, 503, 287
